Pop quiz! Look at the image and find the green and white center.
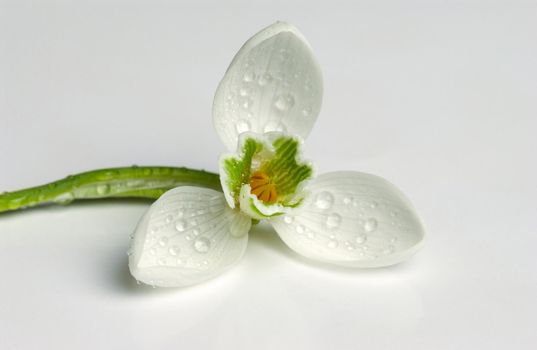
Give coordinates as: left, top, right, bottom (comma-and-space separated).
220, 132, 313, 220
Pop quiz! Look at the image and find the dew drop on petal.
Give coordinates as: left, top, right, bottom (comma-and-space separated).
175, 220, 187, 232
355, 234, 367, 244
364, 218, 378, 233
194, 237, 211, 253
326, 213, 342, 229
274, 94, 295, 111
236, 119, 250, 133
243, 72, 255, 82
168, 246, 180, 256
258, 73, 273, 86
327, 240, 339, 249
383, 245, 395, 255
158, 237, 168, 247
263, 121, 287, 133
315, 192, 334, 210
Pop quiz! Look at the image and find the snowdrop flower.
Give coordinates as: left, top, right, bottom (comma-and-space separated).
128, 22, 425, 287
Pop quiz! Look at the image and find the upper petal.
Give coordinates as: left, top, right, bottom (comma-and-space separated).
129, 186, 251, 287
270, 172, 425, 267
213, 21, 323, 150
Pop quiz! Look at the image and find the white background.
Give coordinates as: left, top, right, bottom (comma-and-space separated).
1, 1, 536, 349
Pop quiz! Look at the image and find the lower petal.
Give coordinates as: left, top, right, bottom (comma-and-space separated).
270, 171, 425, 267
129, 186, 251, 287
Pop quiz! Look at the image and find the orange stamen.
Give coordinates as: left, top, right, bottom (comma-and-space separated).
249, 171, 278, 204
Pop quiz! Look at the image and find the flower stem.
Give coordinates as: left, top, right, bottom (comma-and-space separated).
0, 166, 221, 214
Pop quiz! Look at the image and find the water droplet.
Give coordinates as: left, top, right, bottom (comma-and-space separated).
165, 215, 173, 224
274, 94, 295, 111
390, 211, 399, 217
364, 218, 378, 233
241, 97, 253, 109
343, 195, 353, 205
283, 216, 294, 224
175, 220, 187, 232
315, 191, 334, 210
258, 73, 272, 86
263, 121, 287, 133
383, 246, 395, 255
192, 229, 200, 236
296, 225, 305, 234
243, 72, 255, 82
157, 257, 166, 266
168, 246, 180, 256
355, 234, 367, 244
149, 248, 156, 255
302, 106, 312, 117
177, 257, 186, 265
185, 234, 192, 241
327, 240, 339, 249
307, 232, 315, 239
126, 249, 132, 256
150, 226, 158, 234
96, 184, 110, 195
239, 86, 251, 96
346, 243, 356, 251
54, 192, 74, 205
177, 210, 184, 218
194, 237, 211, 253
158, 237, 168, 247
236, 119, 250, 133
326, 213, 342, 229
370, 201, 378, 209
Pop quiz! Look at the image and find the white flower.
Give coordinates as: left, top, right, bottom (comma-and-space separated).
128, 22, 425, 287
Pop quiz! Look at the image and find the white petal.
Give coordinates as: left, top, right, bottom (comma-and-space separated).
129, 187, 251, 287
271, 172, 425, 267
213, 21, 323, 150
238, 184, 288, 220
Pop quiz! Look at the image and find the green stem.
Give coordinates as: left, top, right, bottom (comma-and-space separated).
0, 166, 221, 214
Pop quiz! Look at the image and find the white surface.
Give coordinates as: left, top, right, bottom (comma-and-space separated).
1, 1, 536, 349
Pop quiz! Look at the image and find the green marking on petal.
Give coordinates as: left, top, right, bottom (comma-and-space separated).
221, 133, 312, 217
260, 136, 312, 205
222, 137, 263, 206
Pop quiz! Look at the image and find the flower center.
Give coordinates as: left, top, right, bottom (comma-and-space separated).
249, 171, 278, 204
